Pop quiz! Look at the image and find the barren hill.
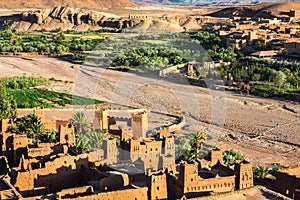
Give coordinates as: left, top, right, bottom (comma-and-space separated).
0, 6, 202, 32
0, 0, 136, 10
209, 2, 300, 18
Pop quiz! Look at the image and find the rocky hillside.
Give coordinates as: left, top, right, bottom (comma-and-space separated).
0, 6, 204, 32
208, 2, 300, 18
0, 0, 136, 10
0, 7, 139, 32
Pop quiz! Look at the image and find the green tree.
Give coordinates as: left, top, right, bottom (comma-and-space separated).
273, 70, 286, 88
73, 112, 92, 135
18, 114, 46, 144
86, 130, 104, 149
39, 130, 58, 143
73, 112, 104, 153
253, 166, 270, 178
191, 132, 207, 151
223, 149, 245, 165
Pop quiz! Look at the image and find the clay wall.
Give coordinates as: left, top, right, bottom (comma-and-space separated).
184, 176, 235, 194
159, 155, 175, 170
210, 149, 223, 166
0, 119, 11, 133
28, 147, 52, 158
58, 186, 94, 198
99, 173, 129, 191
12, 135, 28, 150
71, 187, 148, 200
59, 124, 75, 147
102, 138, 118, 165
179, 162, 236, 196
13, 154, 91, 192
274, 166, 300, 199
168, 116, 185, 133
148, 173, 167, 200
163, 136, 175, 156
158, 128, 170, 139
129, 139, 162, 170
43, 120, 57, 131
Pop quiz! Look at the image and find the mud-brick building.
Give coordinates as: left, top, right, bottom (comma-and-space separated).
120, 128, 175, 172
275, 165, 300, 199
96, 108, 149, 139
167, 149, 253, 199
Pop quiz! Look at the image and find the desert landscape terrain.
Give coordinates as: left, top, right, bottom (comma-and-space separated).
0, 0, 300, 199
0, 55, 299, 167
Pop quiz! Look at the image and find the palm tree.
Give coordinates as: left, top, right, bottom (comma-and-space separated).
76, 134, 90, 153
40, 130, 58, 143
184, 149, 198, 161
222, 149, 245, 165
73, 112, 92, 135
253, 166, 270, 179
87, 130, 104, 149
18, 114, 46, 144
30, 121, 45, 144
191, 132, 207, 151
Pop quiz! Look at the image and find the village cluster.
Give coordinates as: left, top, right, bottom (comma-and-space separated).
0, 107, 298, 200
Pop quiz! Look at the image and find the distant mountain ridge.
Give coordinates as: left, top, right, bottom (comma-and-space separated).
132, 0, 299, 5
208, 2, 300, 18
0, 0, 136, 10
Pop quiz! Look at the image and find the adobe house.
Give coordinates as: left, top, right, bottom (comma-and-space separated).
97, 108, 148, 139
147, 171, 168, 200
167, 149, 253, 199
119, 128, 175, 172
250, 50, 281, 59
274, 165, 300, 199
33, 108, 70, 132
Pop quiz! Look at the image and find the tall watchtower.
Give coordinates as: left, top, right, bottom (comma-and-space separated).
131, 111, 148, 138
234, 160, 253, 190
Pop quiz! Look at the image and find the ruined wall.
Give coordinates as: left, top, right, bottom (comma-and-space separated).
99, 173, 129, 191
13, 154, 92, 193
179, 162, 236, 196
0, 119, 11, 133
148, 173, 168, 200
59, 124, 75, 147
71, 187, 148, 200
274, 166, 300, 199
102, 138, 118, 165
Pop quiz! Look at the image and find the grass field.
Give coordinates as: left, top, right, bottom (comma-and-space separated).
8, 89, 104, 108
251, 82, 300, 101
1, 76, 104, 108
